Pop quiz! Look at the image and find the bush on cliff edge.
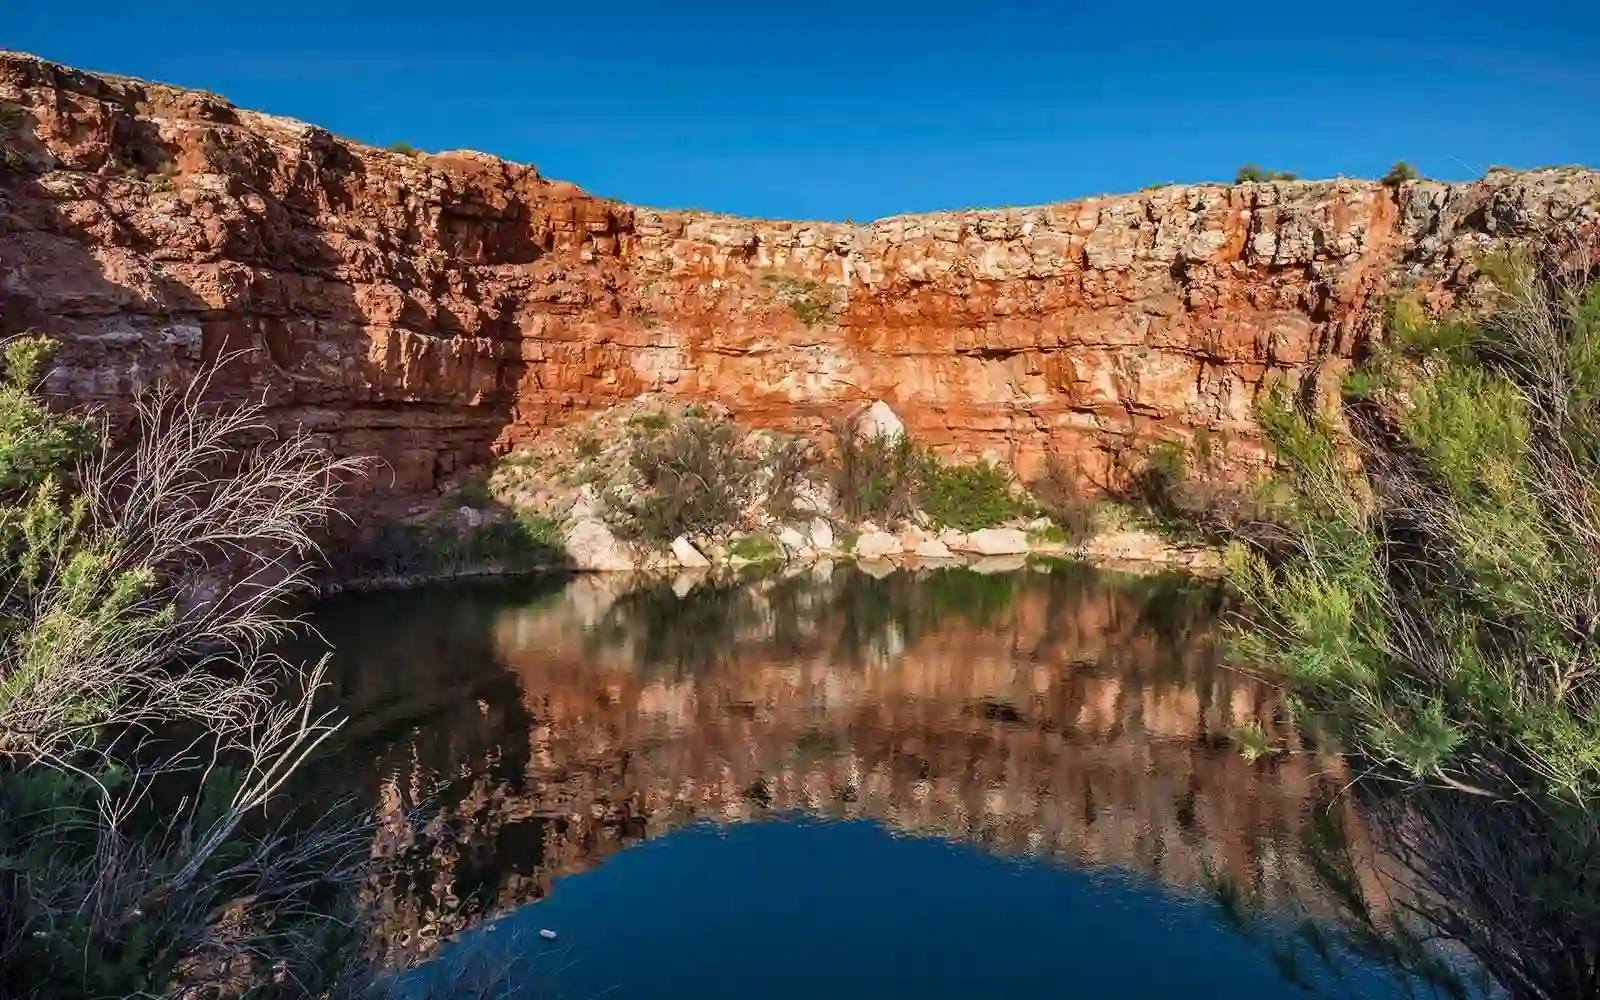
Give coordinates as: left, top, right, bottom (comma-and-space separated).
1227, 247, 1600, 999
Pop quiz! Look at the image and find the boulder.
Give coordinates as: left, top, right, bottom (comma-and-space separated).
777, 524, 809, 553
858, 558, 898, 579
851, 400, 905, 443
563, 518, 636, 571
912, 536, 957, 560
808, 517, 836, 551
568, 484, 602, 522
897, 526, 931, 552
949, 527, 1029, 555
671, 535, 711, 568
852, 529, 900, 561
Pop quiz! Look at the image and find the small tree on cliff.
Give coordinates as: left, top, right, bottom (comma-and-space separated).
1381, 160, 1419, 187
0, 337, 383, 998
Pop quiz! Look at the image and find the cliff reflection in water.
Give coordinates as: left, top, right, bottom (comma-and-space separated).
300, 562, 1358, 965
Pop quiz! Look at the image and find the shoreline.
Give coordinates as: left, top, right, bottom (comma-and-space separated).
314, 528, 1223, 597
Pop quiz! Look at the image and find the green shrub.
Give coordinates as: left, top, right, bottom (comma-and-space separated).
336, 513, 564, 580
917, 456, 1024, 531
729, 533, 783, 562
1235, 164, 1297, 183
1027, 523, 1069, 545
573, 431, 602, 459
1025, 454, 1097, 542
1380, 160, 1418, 187
1340, 364, 1379, 402
763, 435, 820, 521
0, 340, 388, 997
1126, 439, 1189, 519
450, 473, 494, 508
1228, 256, 1600, 998
762, 273, 838, 326
627, 411, 670, 433
0, 337, 97, 491
387, 141, 420, 157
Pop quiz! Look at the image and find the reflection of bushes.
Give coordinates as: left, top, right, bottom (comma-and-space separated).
827, 568, 1024, 662
590, 578, 765, 676
585, 562, 1224, 683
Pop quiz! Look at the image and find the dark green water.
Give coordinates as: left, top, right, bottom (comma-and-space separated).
293, 562, 1413, 998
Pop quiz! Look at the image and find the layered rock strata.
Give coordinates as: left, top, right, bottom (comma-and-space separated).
3, 52, 1597, 521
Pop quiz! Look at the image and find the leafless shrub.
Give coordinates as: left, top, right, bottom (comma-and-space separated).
1025, 454, 1095, 542
763, 434, 821, 522
0, 352, 393, 998
830, 423, 919, 524
605, 413, 757, 542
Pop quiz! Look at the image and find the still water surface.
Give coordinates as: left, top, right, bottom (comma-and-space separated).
295, 562, 1406, 998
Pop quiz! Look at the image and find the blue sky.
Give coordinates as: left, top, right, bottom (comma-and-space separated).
7, 1, 1597, 220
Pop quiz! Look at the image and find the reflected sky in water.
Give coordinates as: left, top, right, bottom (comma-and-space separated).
293, 562, 1404, 998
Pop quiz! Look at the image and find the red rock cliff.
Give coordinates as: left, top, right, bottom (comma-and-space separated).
3, 53, 1597, 515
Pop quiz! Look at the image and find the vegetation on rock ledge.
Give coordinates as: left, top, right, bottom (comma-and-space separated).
1225, 245, 1600, 1000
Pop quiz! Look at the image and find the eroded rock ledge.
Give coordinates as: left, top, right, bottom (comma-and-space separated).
3, 52, 1597, 532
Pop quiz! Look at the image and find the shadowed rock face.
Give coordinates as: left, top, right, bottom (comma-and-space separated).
295, 566, 1372, 966
5, 52, 1596, 518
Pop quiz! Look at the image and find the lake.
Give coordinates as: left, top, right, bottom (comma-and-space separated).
292, 561, 1414, 999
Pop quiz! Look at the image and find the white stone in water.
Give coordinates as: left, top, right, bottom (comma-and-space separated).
913, 536, 957, 560
671, 535, 711, 568
671, 570, 706, 598
950, 527, 1029, 556
853, 530, 900, 561
538, 928, 558, 941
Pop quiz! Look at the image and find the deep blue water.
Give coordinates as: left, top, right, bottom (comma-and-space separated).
405, 816, 1404, 1000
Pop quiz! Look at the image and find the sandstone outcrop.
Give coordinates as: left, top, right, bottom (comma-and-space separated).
3, 52, 1597, 536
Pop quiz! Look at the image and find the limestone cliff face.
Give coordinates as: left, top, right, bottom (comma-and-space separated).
3, 52, 1598, 513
